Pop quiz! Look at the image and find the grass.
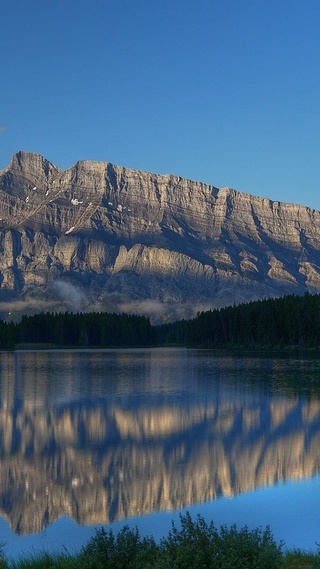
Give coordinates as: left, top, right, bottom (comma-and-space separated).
0, 513, 319, 568
282, 549, 320, 569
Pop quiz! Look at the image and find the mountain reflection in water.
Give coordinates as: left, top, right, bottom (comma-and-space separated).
0, 348, 319, 535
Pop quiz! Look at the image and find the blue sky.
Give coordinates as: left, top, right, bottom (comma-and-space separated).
1, 0, 320, 209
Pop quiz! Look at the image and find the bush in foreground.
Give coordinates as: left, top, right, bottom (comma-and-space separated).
2, 513, 320, 568
157, 512, 283, 569
77, 512, 283, 568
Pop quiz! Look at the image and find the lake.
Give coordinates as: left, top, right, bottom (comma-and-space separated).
0, 347, 320, 559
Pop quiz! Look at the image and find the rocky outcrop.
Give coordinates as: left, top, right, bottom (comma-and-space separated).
1, 151, 320, 321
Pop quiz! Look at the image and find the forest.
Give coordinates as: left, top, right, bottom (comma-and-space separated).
157, 292, 320, 348
0, 292, 320, 349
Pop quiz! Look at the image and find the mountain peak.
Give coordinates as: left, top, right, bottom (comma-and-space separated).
0, 151, 319, 322
10, 150, 60, 176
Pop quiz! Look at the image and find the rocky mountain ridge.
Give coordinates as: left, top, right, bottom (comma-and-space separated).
1, 151, 320, 321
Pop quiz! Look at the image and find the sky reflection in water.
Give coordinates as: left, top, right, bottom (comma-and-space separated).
0, 348, 319, 558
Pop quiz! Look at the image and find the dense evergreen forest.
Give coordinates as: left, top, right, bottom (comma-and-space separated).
158, 292, 320, 348
0, 292, 320, 349
0, 311, 155, 349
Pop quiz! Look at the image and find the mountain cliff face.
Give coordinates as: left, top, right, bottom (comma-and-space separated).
1, 151, 320, 321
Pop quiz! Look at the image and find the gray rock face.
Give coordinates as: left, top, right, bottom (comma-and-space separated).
1, 150, 320, 321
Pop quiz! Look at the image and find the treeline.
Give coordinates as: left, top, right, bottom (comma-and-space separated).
0, 292, 320, 349
156, 292, 320, 348
0, 311, 154, 349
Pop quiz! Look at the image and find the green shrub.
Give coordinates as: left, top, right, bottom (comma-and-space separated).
6, 513, 318, 569
282, 548, 320, 568
9, 552, 75, 569
77, 525, 160, 569
156, 512, 283, 569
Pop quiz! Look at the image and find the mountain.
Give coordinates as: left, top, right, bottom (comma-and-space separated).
1, 150, 320, 322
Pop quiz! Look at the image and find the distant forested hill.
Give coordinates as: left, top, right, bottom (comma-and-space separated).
0, 311, 154, 349
156, 292, 320, 348
0, 293, 319, 349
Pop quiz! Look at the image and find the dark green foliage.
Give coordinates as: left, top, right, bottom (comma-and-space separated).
9, 552, 74, 569
282, 548, 320, 568
2, 291, 320, 349
156, 292, 320, 349
78, 525, 159, 569
1, 514, 320, 567
8, 310, 154, 348
0, 320, 15, 350
157, 512, 283, 569
75, 513, 283, 569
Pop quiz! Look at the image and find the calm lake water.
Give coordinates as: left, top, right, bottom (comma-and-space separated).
0, 347, 320, 558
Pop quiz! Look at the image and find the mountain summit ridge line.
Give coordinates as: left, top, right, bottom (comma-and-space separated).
0, 150, 319, 322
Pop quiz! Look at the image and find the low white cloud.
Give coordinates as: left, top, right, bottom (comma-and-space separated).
0, 281, 89, 320
0, 282, 214, 325
116, 299, 213, 324
0, 298, 61, 319
50, 281, 89, 312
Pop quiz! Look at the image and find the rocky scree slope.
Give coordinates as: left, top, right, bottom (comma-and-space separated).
0, 150, 320, 322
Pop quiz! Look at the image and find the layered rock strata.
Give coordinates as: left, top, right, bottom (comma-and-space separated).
1, 151, 320, 320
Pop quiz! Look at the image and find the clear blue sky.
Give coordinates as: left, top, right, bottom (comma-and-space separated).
1, 0, 320, 209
